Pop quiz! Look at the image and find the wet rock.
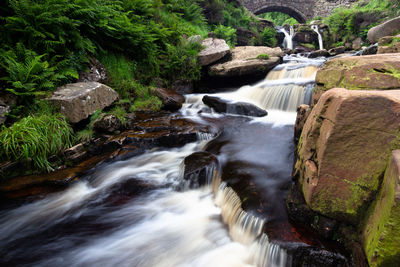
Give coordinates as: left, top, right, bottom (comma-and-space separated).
377, 35, 400, 54
328, 46, 346, 56
294, 104, 311, 143
293, 31, 318, 44
93, 114, 123, 134
368, 16, 400, 43
198, 38, 230, 66
209, 46, 283, 77
314, 53, 400, 104
295, 45, 313, 53
202, 95, 268, 117
154, 88, 185, 111
293, 88, 400, 225
362, 150, 400, 267
287, 245, 349, 267
359, 44, 378, 55
47, 82, 119, 123
308, 49, 330, 58
78, 58, 107, 83
182, 152, 218, 188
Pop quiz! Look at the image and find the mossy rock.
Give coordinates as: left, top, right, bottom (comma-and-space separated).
362, 150, 400, 267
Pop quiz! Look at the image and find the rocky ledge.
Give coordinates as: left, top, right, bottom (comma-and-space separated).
0, 112, 218, 202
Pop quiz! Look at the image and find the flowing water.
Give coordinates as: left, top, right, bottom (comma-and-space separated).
0, 55, 329, 267
278, 27, 294, 50
311, 25, 324, 51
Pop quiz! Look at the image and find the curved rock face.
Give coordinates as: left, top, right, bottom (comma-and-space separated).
293, 88, 400, 225
208, 46, 283, 77
362, 150, 400, 267
314, 54, 400, 104
47, 82, 119, 123
198, 38, 230, 66
377, 35, 400, 54
368, 16, 400, 43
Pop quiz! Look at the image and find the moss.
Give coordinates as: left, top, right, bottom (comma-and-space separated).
299, 43, 316, 49
362, 155, 400, 267
256, 54, 270, 60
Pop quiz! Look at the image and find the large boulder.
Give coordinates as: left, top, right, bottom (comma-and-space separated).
47, 82, 119, 123
362, 150, 400, 267
209, 46, 283, 77
368, 16, 400, 43
154, 88, 185, 111
198, 38, 230, 66
293, 88, 400, 225
314, 53, 400, 104
202, 95, 268, 117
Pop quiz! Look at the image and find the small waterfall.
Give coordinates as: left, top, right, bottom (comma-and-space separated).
278, 26, 294, 50
311, 25, 324, 50
229, 58, 324, 112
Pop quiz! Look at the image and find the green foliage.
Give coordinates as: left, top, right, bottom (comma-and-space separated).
0, 113, 73, 171
323, 0, 400, 44
212, 25, 237, 47
160, 39, 203, 82
107, 106, 127, 126
130, 95, 162, 112
256, 54, 270, 60
0, 43, 77, 102
260, 27, 278, 47
260, 12, 299, 26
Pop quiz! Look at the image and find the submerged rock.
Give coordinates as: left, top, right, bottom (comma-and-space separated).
47, 82, 119, 123
368, 16, 400, 43
182, 152, 218, 188
308, 49, 330, 58
198, 38, 230, 66
209, 46, 283, 77
154, 88, 185, 111
293, 88, 400, 225
202, 95, 268, 117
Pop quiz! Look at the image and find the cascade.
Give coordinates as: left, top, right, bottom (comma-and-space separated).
278, 26, 294, 50
0, 55, 334, 267
311, 25, 324, 50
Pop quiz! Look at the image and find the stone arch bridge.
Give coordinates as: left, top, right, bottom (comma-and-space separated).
241, 0, 358, 23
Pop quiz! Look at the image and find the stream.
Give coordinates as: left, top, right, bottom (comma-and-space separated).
0, 55, 344, 267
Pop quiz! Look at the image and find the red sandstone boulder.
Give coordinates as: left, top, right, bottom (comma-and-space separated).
362, 150, 400, 267
314, 54, 400, 105
368, 16, 400, 43
293, 88, 400, 225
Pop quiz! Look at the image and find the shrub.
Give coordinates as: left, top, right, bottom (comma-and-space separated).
260, 27, 278, 47
0, 113, 73, 171
0, 43, 77, 102
213, 24, 237, 47
160, 39, 203, 82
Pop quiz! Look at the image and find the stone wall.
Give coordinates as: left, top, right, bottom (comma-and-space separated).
242, 0, 358, 22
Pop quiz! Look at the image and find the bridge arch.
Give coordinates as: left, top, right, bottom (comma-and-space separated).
253, 5, 307, 24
